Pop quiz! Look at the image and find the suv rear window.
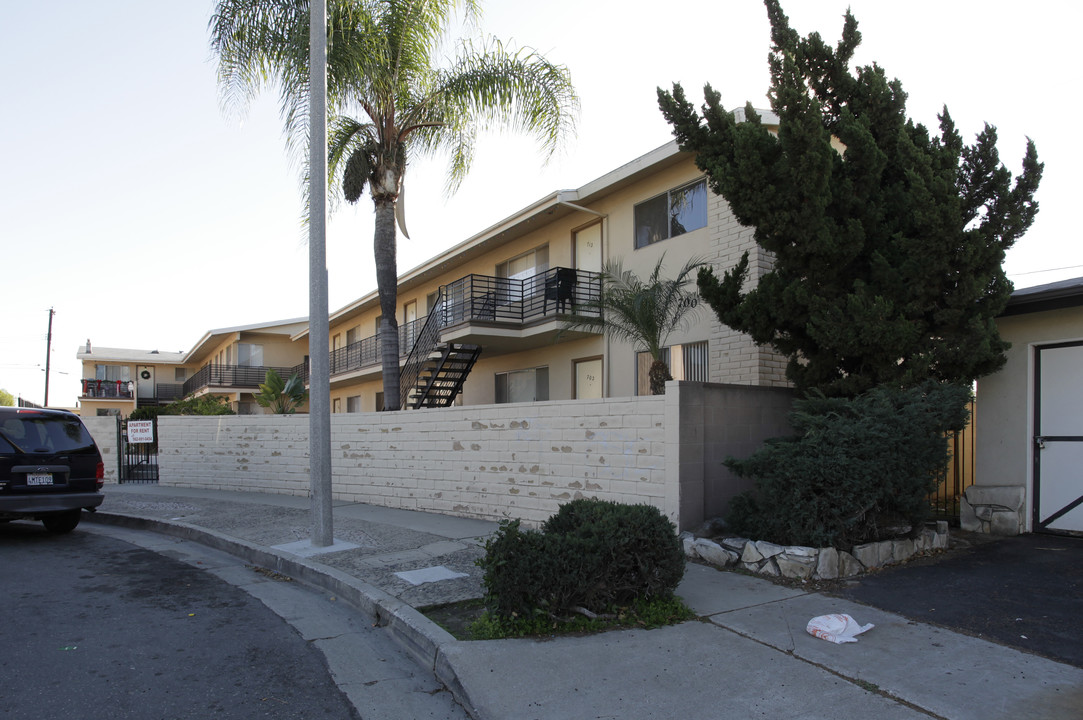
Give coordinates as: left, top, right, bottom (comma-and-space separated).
0, 413, 97, 454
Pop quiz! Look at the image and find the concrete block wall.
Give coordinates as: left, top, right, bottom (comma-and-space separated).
154, 384, 793, 530
158, 415, 311, 495
82, 416, 120, 484
158, 396, 669, 526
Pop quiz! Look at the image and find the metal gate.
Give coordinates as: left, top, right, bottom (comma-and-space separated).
116, 416, 159, 484
1034, 341, 1083, 533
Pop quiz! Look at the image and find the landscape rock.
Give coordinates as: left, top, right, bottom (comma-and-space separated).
754, 541, 785, 559
816, 547, 839, 580
892, 538, 916, 563
838, 551, 864, 577
776, 554, 815, 579
852, 542, 880, 569
741, 543, 764, 564
693, 538, 738, 567
720, 537, 748, 553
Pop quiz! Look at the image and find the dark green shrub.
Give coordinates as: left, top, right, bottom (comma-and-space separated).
477, 499, 685, 622
725, 382, 971, 549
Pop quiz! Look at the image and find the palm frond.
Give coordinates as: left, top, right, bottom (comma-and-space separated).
563, 255, 706, 361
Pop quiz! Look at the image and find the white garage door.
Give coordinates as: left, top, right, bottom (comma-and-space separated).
1035, 341, 1083, 533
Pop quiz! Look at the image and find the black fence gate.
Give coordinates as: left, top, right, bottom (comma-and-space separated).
116, 416, 159, 483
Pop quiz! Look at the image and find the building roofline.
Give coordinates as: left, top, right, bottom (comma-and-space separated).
1002, 276, 1083, 316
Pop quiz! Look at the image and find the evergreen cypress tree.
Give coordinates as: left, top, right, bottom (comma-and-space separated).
658, 0, 1043, 397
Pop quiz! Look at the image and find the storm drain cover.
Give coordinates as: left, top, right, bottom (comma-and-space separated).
394, 565, 468, 586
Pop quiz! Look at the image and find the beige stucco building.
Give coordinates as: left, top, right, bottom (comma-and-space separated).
77, 318, 308, 416
310, 137, 788, 414
971, 277, 1083, 535
78, 136, 790, 417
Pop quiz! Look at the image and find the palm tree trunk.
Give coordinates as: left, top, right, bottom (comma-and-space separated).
374, 198, 400, 410
649, 359, 672, 395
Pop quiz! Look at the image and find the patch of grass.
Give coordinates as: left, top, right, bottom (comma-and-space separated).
424, 594, 695, 641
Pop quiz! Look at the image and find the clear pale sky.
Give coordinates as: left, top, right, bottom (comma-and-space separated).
2, 0, 1077, 408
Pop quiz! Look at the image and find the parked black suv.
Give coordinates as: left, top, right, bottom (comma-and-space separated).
0, 407, 104, 533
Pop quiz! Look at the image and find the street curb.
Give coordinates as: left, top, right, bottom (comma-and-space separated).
82, 510, 474, 712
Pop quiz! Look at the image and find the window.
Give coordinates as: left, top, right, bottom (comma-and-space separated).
95, 365, 130, 382
495, 367, 549, 404
497, 246, 549, 280
237, 343, 262, 367
332, 398, 342, 414
574, 358, 603, 399
375, 391, 385, 412
174, 368, 187, 382
346, 395, 361, 413
346, 325, 360, 346
634, 179, 708, 248
636, 341, 708, 395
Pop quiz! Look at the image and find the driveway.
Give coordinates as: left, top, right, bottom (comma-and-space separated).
833, 532, 1082, 667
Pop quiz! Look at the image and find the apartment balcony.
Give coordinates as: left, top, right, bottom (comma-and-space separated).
80, 380, 186, 406
322, 267, 602, 388
437, 267, 601, 354
81, 379, 134, 400
181, 363, 301, 397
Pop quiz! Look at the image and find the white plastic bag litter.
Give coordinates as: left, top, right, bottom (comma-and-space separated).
806, 614, 875, 644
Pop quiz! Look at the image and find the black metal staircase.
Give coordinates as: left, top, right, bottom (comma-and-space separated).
399, 288, 482, 409
411, 343, 481, 408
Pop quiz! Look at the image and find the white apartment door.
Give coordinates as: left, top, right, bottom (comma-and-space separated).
574, 222, 602, 274
1034, 341, 1083, 533
136, 366, 155, 401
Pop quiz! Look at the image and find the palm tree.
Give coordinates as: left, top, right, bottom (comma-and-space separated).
563, 255, 705, 395
210, 0, 578, 410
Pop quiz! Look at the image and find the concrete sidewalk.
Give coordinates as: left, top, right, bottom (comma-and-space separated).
85, 484, 1083, 720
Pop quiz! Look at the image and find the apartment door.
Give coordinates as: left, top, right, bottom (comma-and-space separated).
136, 366, 155, 401
574, 222, 602, 274
574, 222, 602, 309
1034, 341, 1083, 533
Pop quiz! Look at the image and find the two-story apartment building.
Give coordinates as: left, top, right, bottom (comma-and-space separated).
79, 133, 789, 416
77, 318, 308, 416
309, 137, 788, 414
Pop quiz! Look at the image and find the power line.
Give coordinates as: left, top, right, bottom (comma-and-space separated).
1008, 264, 1083, 277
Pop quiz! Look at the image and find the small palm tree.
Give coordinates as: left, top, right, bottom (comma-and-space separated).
564, 255, 705, 395
254, 369, 309, 414
211, 0, 578, 410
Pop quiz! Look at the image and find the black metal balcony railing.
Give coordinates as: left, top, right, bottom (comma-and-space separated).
181, 364, 297, 397
178, 267, 601, 397
81, 379, 134, 399
440, 267, 601, 326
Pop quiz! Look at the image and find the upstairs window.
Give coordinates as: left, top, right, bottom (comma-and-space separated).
95, 364, 130, 382
237, 343, 263, 367
634, 178, 708, 248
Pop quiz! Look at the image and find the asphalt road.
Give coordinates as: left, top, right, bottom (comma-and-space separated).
0, 521, 467, 719
836, 532, 1083, 668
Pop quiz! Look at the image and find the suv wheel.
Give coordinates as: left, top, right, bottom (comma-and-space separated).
42, 509, 82, 534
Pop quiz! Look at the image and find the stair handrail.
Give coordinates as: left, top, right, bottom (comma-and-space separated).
399, 286, 447, 409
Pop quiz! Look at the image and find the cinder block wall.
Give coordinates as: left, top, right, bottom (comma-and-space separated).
159, 395, 669, 526
156, 384, 793, 529
82, 416, 120, 484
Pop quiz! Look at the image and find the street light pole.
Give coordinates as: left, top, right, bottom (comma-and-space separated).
44, 308, 54, 407
308, 0, 333, 547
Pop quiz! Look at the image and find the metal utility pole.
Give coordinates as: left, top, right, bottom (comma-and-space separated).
308, 0, 333, 547
44, 308, 54, 407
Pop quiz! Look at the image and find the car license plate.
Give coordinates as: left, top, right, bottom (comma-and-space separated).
27, 473, 53, 486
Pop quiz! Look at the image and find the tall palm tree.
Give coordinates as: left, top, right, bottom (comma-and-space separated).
563, 255, 705, 395
210, 0, 578, 410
